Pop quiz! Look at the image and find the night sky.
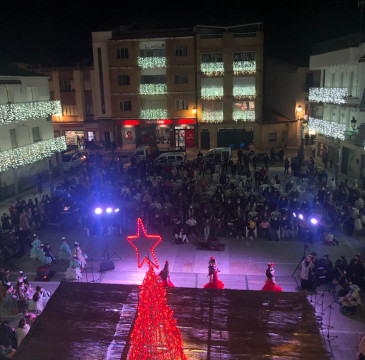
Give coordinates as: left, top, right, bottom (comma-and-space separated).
0, 0, 361, 67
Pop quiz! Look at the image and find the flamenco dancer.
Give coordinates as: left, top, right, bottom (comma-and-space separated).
261, 263, 282, 292
204, 257, 224, 289
158, 260, 174, 287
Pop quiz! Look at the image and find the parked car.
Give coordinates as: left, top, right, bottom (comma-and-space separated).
62, 150, 86, 172
202, 147, 232, 164
153, 152, 186, 167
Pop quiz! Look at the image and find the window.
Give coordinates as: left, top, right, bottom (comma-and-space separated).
32, 127, 42, 142
175, 73, 188, 84
117, 48, 129, 59
269, 132, 277, 142
59, 80, 72, 92
62, 105, 77, 116
201, 53, 223, 62
118, 75, 130, 85
176, 100, 188, 110
120, 101, 132, 111
202, 102, 223, 111
175, 46, 187, 56
140, 75, 166, 84
139, 48, 166, 57
233, 51, 255, 62
9, 129, 17, 149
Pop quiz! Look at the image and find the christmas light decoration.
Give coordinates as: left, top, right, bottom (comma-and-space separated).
137, 57, 166, 69
201, 62, 224, 76
127, 217, 161, 269
233, 61, 256, 75
233, 110, 255, 121
201, 86, 224, 99
201, 111, 223, 122
128, 265, 188, 360
308, 87, 348, 105
0, 136, 67, 172
0, 100, 62, 124
308, 117, 346, 140
141, 109, 168, 119
233, 85, 256, 98
139, 84, 167, 95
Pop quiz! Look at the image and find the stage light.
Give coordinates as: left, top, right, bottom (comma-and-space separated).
115, 208, 120, 213
310, 218, 318, 225
106, 207, 113, 214
94, 207, 102, 215
298, 214, 304, 220
293, 212, 297, 218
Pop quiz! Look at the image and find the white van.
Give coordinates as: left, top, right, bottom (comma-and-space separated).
202, 147, 232, 164
62, 150, 86, 172
153, 152, 186, 167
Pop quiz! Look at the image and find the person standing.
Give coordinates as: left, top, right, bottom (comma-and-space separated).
158, 261, 174, 287
261, 263, 282, 292
72, 242, 87, 271
300, 255, 316, 291
204, 257, 224, 289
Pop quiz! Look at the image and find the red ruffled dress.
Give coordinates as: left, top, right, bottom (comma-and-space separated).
159, 270, 175, 288
204, 266, 224, 289
261, 269, 282, 292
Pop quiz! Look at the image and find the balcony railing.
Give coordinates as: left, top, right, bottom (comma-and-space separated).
0, 136, 67, 172
233, 61, 256, 75
233, 110, 255, 122
201, 87, 224, 100
137, 57, 166, 69
0, 100, 62, 124
201, 62, 224, 76
308, 88, 349, 105
233, 86, 256, 99
308, 117, 346, 140
140, 109, 168, 119
139, 84, 167, 95
201, 111, 224, 122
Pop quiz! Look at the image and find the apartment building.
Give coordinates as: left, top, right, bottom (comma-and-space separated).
92, 23, 264, 150
0, 63, 66, 199
308, 34, 365, 182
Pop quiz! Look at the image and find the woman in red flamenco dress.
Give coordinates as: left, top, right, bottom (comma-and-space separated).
261, 263, 282, 292
204, 257, 224, 289
158, 260, 174, 287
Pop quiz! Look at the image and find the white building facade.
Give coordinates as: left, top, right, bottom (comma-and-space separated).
0, 66, 66, 199
308, 37, 365, 182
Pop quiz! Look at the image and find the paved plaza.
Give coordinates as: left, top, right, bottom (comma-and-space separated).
0, 148, 364, 359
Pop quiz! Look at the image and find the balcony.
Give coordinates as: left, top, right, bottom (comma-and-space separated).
308, 117, 346, 140
137, 57, 166, 69
140, 109, 168, 119
201, 86, 224, 100
139, 84, 167, 95
201, 111, 224, 122
233, 110, 255, 122
201, 62, 224, 76
0, 136, 67, 172
233, 85, 256, 99
308, 88, 349, 105
233, 61, 256, 75
0, 100, 62, 124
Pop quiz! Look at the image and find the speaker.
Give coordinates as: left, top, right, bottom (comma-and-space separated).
37, 264, 50, 279
99, 260, 115, 272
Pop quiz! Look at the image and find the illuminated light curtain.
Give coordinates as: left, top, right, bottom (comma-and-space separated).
0, 136, 67, 172
139, 84, 167, 95
137, 57, 166, 69
141, 109, 168, 119
0, 100, 62, 124
233, 61, 256, 75
308, 88, 348, 105
233, 110, 255, 121
308, 117, 346, 140
201, 62, 224, 76
201, 111, 223, 122
201, 78, 223, 99
233, 77, 256, 98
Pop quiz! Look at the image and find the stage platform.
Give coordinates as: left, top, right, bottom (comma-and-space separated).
15, 281, 330, 360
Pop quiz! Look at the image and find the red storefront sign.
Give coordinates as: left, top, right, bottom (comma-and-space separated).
118, 119, 196, 126
185, 129, 195, 147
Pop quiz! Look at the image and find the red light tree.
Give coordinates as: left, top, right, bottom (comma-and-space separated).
127, 218, 187, 360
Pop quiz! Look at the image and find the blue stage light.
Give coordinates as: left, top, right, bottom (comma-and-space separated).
94, 207, 102, 215
115, 208, 120, 213
310, 218, 318, 225
106, 207, 113, 214
298, 214, 304, 220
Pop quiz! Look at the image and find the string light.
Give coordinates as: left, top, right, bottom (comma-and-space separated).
233, 61, 256, 75
201, 111, 224, 122
233, 110, 255, 121
139, 84, 167, 95
309, 88, 348, 105
128, 265, 188, 360
141, 109, 168, 119
308, 117, 346, 140
0, 100, 62, 124
0, 136, 67, 172
137, 57, 166, 69
201, 62, 224, 76
233, 86, 256, 98
201, 86, 224, 99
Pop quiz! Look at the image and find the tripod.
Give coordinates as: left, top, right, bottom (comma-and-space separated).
85, 257, 100, 283
291, 236, 309, 279
321, 300, 338, 356
100, 227, 123, 261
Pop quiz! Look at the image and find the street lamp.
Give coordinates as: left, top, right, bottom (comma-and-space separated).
296, 104, 303, 120
351, 116, 357, 130
192, 106, 197, 115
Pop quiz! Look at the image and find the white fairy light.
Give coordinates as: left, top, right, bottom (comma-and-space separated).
140, 109, 168, 119
233, 110, 255, 121
233, 61, 256, 75
308, 88, 348, 105
201, 86, 224, 99
139, 84, 167, 95
201, 111, 224, 122
0, 136, 67, 172
137, 57, 166, 69
308, 117, 346, 140
233, 85, 256, 98
0, 100, 62, 124
201, 62, 224, 76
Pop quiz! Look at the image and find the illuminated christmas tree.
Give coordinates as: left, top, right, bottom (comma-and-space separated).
127, 218, 187, 360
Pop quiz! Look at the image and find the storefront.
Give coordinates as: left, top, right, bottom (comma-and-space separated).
117, 119, 197, 149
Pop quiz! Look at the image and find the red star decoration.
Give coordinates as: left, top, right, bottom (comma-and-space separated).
127, 218, 161, 269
